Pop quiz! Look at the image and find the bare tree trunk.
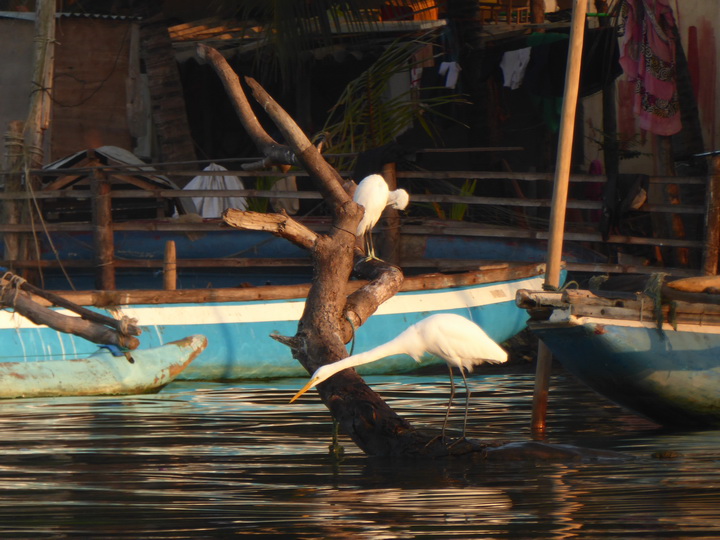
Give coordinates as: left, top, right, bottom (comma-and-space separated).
200, 45, 631, 461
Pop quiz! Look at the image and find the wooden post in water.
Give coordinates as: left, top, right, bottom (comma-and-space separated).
164, 240, 177, 290
532, 0, 587, 437
91, 164, 115, 290
702, 156, 720, 276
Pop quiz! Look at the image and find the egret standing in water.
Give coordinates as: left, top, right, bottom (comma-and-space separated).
353, 174, 409, 260
290, 313, 508, 441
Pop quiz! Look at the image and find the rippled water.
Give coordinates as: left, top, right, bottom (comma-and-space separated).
1, 365, 719, 538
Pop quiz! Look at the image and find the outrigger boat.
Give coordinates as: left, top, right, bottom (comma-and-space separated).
517, 275, 720, 428
3, 262, 549, 381
0, 269, 208, 398
0, 335, 207, 399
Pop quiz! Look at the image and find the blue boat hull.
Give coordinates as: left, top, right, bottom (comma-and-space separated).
530, 316, 720, 427
30, 225, 598, 290
0, 335, 207, 399
2, 270, 547, 380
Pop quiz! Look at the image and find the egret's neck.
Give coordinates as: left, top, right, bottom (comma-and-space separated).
336, 336, 413, 372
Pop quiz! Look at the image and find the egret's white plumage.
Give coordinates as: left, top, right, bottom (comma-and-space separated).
290, 313, 507, 440
353, 174, 409, 259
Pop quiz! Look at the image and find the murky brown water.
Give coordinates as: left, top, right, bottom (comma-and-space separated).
0, 366, 718, 538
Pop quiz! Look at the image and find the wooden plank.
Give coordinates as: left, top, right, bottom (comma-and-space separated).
27, 264, 545, 308
51, 18, 133, 161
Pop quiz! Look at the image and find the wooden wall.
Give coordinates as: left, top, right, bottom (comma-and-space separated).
51, 17, 135, 161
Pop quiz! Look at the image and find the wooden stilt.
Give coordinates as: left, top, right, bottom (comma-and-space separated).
2, 121, 25, 269
532, 0, 587, 437
164, 240, 177, 290
380, 162, 402, 265
91, 163, 116, 290
702, 156, 720, 276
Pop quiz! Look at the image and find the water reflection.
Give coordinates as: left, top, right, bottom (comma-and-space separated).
0, 369, 718, 537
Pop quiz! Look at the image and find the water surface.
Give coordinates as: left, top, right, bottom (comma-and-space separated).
1, 367, 718, 538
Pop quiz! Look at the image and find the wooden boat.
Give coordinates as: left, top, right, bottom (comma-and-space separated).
26, 218, 601, 291
2, 262, 549, 381
517, 277, 720, 427
0, 334, 207, 399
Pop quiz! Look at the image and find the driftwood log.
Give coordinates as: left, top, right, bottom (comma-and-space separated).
200, 44, 632, 461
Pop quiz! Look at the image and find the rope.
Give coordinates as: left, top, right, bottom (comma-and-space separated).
107, 307, 138, 338
116, 315, 138, 336
1, 271, 26, 306
21, 153, 76, 290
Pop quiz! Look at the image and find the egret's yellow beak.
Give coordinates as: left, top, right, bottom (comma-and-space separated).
289, 377, 318, 403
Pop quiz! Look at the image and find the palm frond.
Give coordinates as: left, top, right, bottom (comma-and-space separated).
322, 32, 469, 172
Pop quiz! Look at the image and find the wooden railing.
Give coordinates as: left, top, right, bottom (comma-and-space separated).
0, 160, 716, 288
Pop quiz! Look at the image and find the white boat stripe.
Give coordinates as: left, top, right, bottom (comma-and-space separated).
0, 275, 543, 329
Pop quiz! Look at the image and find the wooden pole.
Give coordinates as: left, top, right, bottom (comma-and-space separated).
23, 0, 55, 170
702, 156, 720, 276
164, 240, 177, 290
2, 121, 25, 268
532, 0, 587, 437
379, 162, 402, 265
91, 164, 116, 290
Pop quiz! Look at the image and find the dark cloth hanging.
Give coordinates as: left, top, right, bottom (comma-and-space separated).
352, 142, 417, 181
522, 26, 624, 99
600, 173, 649, 240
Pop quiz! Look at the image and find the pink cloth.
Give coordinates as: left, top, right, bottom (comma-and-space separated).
619, 0, 681, 136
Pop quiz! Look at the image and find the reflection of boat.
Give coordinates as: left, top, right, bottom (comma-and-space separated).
3, 263, 550, 381
0, 335, 207, 399
517, 277, 720, 427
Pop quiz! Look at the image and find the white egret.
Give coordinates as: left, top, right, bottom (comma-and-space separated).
290, 313, 508, 440
353, 174, 409, 259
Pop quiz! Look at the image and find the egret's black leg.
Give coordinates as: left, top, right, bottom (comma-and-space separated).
447, 369, 472, 449
441, 364, 456, 440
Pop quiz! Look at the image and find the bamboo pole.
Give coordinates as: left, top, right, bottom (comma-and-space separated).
532, 0, 588, 437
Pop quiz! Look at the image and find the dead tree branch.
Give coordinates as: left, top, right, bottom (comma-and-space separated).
203, 45, 627, 461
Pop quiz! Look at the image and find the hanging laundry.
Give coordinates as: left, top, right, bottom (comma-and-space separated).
619, 0, 681, 136
438, 61, 461, 89
182, 163, 248, 218
500, 47, 531, 90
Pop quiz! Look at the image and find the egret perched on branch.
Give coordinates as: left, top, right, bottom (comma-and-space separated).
290, 313, 507, 441
353, 174, 409, 260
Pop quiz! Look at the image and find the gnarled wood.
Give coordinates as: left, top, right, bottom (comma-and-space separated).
1, 286, 139, 350
204, 45, 629, 460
